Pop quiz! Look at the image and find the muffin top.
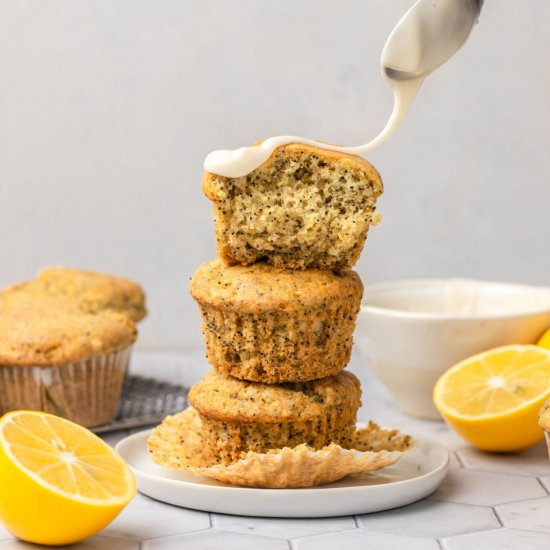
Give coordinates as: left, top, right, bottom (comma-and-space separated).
202, 142, 383, 202
190, 259, 363, 314
189, 369, 361, 424
539, 398, 550, 430
36, 267, 147, 321
0, 296, 137, 367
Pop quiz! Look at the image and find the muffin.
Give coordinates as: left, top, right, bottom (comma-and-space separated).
188, 369, 362, 464
38, 267, 146, 321
0, 267, 146, 322
0, 296, 137, 427
539, 398, 550, 459
202, 143, 383, 270
190, 259, 363, 383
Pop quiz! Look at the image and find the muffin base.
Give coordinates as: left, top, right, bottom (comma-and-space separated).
199, 301, 359, 383
147, 408, 414, 488
0, 347, 132, 427
198, 403, 357, 464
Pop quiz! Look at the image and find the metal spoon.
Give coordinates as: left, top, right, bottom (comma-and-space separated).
382, 0, 484, 82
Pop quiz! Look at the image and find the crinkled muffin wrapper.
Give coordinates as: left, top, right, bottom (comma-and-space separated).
147, 407, 415, 488
0, 346, 132, 428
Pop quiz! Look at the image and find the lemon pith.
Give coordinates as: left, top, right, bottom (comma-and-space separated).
0, 411, 136, 545
433, 345, 550, 452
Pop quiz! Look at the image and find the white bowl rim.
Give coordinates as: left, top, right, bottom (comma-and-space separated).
361, 278, 550, 321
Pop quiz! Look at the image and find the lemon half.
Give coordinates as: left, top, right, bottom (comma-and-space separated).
0, 411, 136, 545
433, 345, 550, 452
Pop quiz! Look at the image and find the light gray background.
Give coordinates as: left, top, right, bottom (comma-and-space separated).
1, 0, 548, 349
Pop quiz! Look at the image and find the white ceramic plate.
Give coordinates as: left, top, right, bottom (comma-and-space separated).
116, 428, 449, 518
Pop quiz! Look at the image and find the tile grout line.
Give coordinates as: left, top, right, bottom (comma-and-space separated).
492, 506, 504, 527
535, 477, 549, 495
427, 492, 550, 507
453, 463, 547, 478
135, 528, 213, 544
452, 450, 465, 468
288, 527, 360, 542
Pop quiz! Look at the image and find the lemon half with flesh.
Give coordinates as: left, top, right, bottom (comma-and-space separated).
433, 345, 550, 452
0, 411, 136, 545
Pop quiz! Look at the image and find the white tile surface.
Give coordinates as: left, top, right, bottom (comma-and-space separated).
102, 494, 209, 540
0, 536, 138, 550
429, 469, 546, 506
212, 514, 354, 539
441, 528, 550, 550
457, 441, 550, 477
357, 500, 499, 537
0, 525, 12, 542
496, 496, 550, 534
295, 529, 439, 550
539, 476, 550, 494
143, 529, 289, 550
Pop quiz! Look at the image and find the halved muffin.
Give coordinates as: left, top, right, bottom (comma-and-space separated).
188, 369, 362, 464
190, 259, 363, 383
202, 143, 383, 270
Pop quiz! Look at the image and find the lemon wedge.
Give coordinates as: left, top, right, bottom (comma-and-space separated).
433, 345, 550, 452
0, 411, 136, 545
537, 328, 550, 351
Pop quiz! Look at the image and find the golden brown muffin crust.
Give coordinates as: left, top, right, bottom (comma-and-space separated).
36, 267, 147, 321
202, 142, 382, 201
188, 369, 361, 424
539, 398, 550, 430
0, 296, 137, 367
190, 259, 362, 314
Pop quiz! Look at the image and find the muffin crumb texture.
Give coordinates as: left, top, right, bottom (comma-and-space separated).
202, 143, 383, 269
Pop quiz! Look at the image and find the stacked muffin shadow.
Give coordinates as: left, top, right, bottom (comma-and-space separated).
188, 144, 383, 463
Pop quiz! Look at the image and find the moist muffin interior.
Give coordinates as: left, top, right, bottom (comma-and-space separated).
203, 144, 383, 269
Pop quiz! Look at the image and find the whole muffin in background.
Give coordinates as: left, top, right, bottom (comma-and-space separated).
190, 259, 363, 383
202, 143, 383, 270
188, 369, 362, 464
0, 296, 137, 427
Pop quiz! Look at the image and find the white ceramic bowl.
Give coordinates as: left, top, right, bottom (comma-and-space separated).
356, 279, 550, 419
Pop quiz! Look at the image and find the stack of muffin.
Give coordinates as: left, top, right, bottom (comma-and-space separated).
149, 143, 412, 487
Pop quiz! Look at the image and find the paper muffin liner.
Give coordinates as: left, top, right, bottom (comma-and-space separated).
0, 346, 132, 428
147, 407, 415, 488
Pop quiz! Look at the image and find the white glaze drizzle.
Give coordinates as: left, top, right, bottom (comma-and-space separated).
204, 0, 481, 178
